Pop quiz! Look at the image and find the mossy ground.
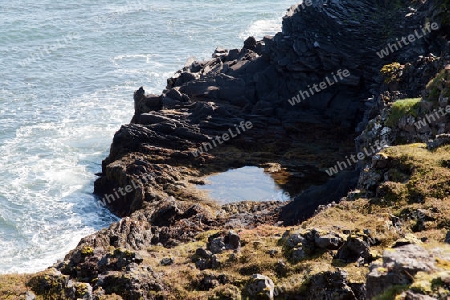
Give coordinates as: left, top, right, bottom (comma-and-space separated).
366, 143, 450, 241
386, 98, 422, 127
373, 285, 410, 300
143, 226, 340, 299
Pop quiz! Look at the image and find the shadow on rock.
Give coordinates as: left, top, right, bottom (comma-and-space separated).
281, 170, 359, 225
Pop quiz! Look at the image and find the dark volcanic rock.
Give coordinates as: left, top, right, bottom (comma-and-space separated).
132, 87, 162, 123
243, 36, 257, 51
315, 233, 344, 250
336, 236, 371, 265
301, 270, 363, 300
224, 231, 241, 250
446, 231, 450, 244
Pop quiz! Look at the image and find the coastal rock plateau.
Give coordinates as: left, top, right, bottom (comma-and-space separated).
2, 0, 450, 299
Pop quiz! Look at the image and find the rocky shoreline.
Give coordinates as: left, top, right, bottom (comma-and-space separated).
2, 0, 450, 299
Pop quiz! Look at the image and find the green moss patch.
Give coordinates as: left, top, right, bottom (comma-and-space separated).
425, 69, 450, 102
373, 284, 410, 300
386, 98, 422, 127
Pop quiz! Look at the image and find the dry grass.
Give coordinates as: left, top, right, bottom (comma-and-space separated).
143, 223, 373, 298
0, 274, 32, 300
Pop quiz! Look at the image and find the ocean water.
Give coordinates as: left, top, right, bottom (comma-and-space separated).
0, 0, 295, 274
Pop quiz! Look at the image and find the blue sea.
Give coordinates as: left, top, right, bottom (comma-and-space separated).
0, 1, 295, 274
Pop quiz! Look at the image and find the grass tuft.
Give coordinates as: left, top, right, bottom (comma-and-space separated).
386, 98, 422, 127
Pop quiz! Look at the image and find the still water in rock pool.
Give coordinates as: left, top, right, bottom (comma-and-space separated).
196, 166, 291, 204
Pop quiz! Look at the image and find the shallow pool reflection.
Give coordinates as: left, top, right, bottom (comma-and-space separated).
196, 166, 291, 204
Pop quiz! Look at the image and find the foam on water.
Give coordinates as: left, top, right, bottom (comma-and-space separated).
0, 0, 294, 274
0, 94, 124, 273
239, 19, 284, 41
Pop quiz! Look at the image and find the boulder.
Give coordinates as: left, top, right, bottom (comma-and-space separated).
180, 78, 219, 98
213, 47, 228, 59
292, 247, 307, 263
366, 244, 441, 299
399, 291, 437, 300
195, 248, 212, 259
209, 237, 226, 254
427, 133, 450, 150
281, 231, 305, 249
211, 254, 221, 269
301, 270, 361, 299
165, 88, 183, 101
25, 291, 37, 300
160, 257, 174, 266
247, 274, 275, 300
174, 71, 199, 86
195, 259, 211, 271
243, 36, 257, 51
315, 233, 344, 250
336, 236, 371, 264
224, 231, 241, 250
216, 74, 246, 101
132, 87, 162, 122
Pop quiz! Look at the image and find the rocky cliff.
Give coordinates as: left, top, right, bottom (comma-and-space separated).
2, 0, 450, 299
